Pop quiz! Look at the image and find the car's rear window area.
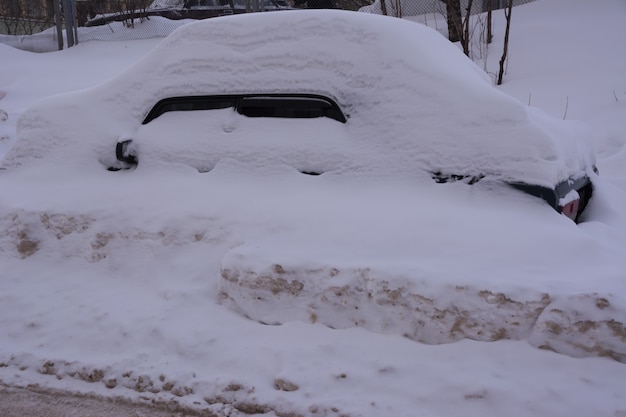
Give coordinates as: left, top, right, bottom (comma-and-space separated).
143, 94, 346, 124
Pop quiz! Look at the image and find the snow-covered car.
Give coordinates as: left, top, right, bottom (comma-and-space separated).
3, 10, 596, 222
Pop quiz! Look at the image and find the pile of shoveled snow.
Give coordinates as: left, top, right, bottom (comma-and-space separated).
0, 169, 624, 417
2, 172, 623, 364
219, 237, 626, 363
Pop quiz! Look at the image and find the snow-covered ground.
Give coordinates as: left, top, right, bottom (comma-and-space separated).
0, 1, 625, 416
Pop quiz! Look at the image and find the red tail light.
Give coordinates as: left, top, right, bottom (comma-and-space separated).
560, 198, 580, 221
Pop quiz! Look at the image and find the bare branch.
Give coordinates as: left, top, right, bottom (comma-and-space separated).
497, 0, 513, 85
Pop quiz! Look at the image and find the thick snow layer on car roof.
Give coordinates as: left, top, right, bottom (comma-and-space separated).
3, 10, 594, 186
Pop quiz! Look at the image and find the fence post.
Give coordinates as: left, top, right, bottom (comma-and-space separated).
62, 0, 75, 47
71, 0, 78, 45
53, 0, 64, 50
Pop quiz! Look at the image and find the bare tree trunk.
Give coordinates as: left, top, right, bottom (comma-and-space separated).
439, 0, 473, 56
380, 0, 387, 15
486, 0, 493, 44
392, 0, 401, 18
462, 0, 473, 56
441, 0, 462, 43
497, 0, 513, 85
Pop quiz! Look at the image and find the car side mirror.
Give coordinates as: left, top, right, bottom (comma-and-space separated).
116, 139, 138, 166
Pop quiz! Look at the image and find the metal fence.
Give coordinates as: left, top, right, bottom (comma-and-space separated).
0, 17, 54, 35
0, 0, 55, 35
362, 0, 536, 18
1, 0, 535, 41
